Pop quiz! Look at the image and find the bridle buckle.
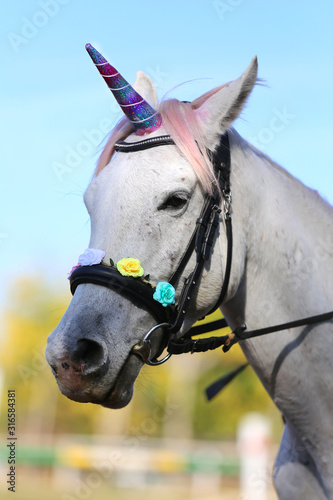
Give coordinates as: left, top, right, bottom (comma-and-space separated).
132, 323, 172, 366
222, 191, 232, 220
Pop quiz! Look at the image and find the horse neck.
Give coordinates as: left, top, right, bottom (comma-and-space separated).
222, 129, 333, 332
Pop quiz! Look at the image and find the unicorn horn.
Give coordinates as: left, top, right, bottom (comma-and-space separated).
85, 43, 162, 136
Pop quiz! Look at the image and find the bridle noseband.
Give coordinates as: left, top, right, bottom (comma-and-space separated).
70, 132, 234, 365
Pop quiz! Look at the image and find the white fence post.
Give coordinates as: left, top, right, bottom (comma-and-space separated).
238, 413, 271, 500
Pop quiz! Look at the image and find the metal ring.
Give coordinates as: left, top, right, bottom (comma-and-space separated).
132, 323, 172, 366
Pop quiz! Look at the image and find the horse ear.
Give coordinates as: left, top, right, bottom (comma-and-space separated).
133, 71, 159, 110
194, 56, 258, 149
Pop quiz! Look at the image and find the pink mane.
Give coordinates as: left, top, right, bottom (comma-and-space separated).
95, 83, 228, 194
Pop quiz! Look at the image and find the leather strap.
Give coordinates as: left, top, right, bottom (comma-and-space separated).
235, 310, 333, 342
70, 264, 170, 324
205, 132, 233, 315
115, 135, 175, 152
168, 311, 333, 356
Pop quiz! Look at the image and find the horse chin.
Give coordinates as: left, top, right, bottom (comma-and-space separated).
101, 383, 134, 409
100, 353, 141, 409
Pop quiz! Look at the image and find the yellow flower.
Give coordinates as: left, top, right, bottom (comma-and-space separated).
116, 258, 144, 278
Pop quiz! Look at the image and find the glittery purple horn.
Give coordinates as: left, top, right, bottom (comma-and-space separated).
85, 43, 162, 135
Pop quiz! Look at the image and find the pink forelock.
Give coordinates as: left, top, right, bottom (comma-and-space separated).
159, 99, 215, 193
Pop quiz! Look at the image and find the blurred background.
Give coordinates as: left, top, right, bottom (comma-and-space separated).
1, 1, 332, 499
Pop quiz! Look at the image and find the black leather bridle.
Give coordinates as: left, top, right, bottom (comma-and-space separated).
70, 132, 234, 364
70, 131, 333, 376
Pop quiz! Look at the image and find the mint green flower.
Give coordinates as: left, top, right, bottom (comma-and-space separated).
153, 282, 175, 307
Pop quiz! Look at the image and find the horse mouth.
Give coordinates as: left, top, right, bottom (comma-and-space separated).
54, 351, 142, 410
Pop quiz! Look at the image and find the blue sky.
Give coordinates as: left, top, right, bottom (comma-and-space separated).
1, 0, 333, 309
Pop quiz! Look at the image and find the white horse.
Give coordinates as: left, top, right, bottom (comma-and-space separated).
46, 44, 333, 499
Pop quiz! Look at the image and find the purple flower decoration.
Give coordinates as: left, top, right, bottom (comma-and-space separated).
67, 264, 81, 279
78, 248, 105, 266
153, 282, 176, 307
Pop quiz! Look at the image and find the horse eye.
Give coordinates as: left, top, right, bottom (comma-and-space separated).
168, 195, 187, 208
162, 194, 188, 210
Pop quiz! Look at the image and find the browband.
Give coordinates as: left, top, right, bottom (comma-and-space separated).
115, 135, 175, 153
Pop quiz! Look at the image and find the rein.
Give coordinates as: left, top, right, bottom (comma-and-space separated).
69, 131, 333, 378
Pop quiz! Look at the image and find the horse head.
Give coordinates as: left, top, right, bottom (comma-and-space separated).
46, 45, 257, 409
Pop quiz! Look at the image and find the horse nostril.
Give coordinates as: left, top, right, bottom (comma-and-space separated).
71, 338, 109, 376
